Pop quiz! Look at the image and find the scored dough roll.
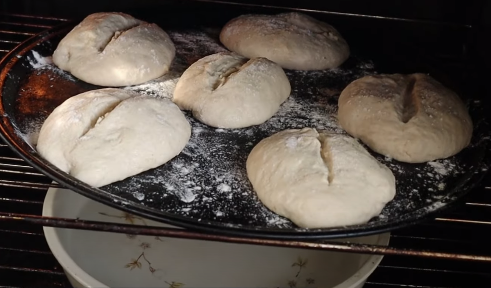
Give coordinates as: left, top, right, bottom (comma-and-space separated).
338, 73, 473, 163
219, 12, 350, 70
246, 128, 396, 229
53, 12, 176, 87
173, 52, 291, 129
36, 88, 191, 187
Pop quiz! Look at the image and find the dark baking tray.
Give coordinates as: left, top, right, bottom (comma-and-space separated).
0, 18, 489, 240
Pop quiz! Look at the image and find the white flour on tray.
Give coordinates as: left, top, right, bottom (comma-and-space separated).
16, 28, 477, 229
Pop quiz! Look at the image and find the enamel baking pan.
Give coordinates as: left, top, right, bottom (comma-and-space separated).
0, 19, 489, 240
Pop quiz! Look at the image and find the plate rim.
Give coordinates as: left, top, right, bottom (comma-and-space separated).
42, 186, 391, 288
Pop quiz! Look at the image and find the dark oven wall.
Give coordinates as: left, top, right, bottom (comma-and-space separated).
1, 0, 484, 23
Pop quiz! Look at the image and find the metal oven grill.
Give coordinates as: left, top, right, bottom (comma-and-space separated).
0, 11, 491, 288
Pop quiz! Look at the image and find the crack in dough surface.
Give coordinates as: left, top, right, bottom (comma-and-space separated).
36, 88, 191, 187
52, 12, 176, 87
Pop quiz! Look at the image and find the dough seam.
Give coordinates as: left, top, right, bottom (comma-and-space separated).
76, 99, 124, 142
212, 66, 240, 90
212, 58, 256, 90
246, 128, 396, 228
98, 23, 141, 53
397, 76, 419, 123
317, 134, 334, 184
338, 73, 473, 163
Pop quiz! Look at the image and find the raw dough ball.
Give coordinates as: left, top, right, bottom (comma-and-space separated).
52, 12, 176, 87
246, 128, 396, 229
173, 52, 291, 129
338, 73, 473, 163
219, 12, 349, 70
36, 88, 191, 187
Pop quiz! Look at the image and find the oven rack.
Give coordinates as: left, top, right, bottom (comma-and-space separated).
1, 10, 491, 287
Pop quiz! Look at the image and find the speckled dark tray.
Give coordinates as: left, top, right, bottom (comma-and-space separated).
0, 22, 489, 240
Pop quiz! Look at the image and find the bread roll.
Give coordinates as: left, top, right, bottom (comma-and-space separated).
338, 73, 473, 163
219, 12, 349, 70
173, 52, 291, 129
36, 88, 191, 187
53, 12, 175, 87
246, 128, 396, 229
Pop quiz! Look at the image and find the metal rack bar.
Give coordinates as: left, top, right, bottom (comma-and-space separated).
0, 21, 52, 29
0, 156, 25, 162
0, 266, 65, 276
0, 30, 35, 36
0, 13, 69, 22
0, 40, 20, 44
0, 180, 59, 189
191, 0, 474, 28
1, 212, 491, 262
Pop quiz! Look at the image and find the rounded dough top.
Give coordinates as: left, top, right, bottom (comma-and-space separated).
246, 128, 396, 229
36, 88, 191, 187
173, 52, 291, 129
337, 73, 473, 163
219, 12, 350, 70
53, 12, 176, 87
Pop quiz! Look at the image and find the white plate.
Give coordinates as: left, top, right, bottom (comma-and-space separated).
43, 187, 390, 288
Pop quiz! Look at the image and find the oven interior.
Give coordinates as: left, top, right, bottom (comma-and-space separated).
0, 0, 491, 287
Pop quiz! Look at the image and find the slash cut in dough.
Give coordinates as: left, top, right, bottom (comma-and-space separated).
246, 128, 396, 229
173, 52, 291, 129
338, 73, 473, 163
219, 12, 350, 70
36, 88, 191, 187
52, 12, 176, 87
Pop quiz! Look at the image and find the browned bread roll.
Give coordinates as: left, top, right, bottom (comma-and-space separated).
219, 12, 350, 70
337, 73, 473, 163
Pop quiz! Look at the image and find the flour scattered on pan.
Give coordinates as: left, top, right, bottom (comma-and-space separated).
27, 50, 53, 69
14, 117, 45, 149
25, 50, 77, 81
375, 156, 464, 221
168, 29, 229, 58
428, 160, 455, 176
100, 29, 477, 229
107, 58, 372, 227
15, 28, 484, 231
102, 26, 447, 229
132, 191, 145, 201
217, 183, 232, 193
124, 71, 181, 100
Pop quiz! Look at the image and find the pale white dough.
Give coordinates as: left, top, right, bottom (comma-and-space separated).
246, 128, 396, 229
52, 12, 176, 87
173, 52, 291, 129
337, 73, 473, 163
36, 88, 191, 187
219, 12, 350, 70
